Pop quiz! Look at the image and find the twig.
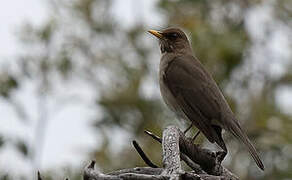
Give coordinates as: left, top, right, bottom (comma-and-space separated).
145, 129, 237, 179
84, 161, 167, 180
144, 130, 162, 143
145, 129, 203, 173
132, 140, 159, 168
82, 126, 239, 180
146, 128, 225, 175
107, 167, 163, 176
192, 131, 200, 141
37, 171, 42, 180
37, 170, 70, 180
177, 130, 224, 175
180, 154, 205, 174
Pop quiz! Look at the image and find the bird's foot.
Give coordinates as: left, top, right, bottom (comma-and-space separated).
192, 131, 201, 142
183, 124, 193, 134
216, 150, 227, 163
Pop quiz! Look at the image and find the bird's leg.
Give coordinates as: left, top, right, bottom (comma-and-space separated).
183, 124, 193, 134
211, 125, 227, 162
192, 131, 201, 142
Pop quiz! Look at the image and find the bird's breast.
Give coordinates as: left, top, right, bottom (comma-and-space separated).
159, 57, 185, 119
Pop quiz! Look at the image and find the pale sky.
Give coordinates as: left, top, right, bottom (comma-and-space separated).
0, 0, 95, 177
0, 0, 48, 58
0, 0, 162, 178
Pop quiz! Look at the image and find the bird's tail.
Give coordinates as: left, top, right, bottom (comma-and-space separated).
229, 120, 265, 171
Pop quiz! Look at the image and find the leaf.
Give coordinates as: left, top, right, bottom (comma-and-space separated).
0, 135, 4, 148
0, 74, 18, 98
15, 140, 29, 157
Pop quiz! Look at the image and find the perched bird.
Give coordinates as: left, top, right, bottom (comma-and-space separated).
148, 28, 264, 170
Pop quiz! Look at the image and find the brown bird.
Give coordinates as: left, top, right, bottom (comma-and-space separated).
148, 28, 264, 170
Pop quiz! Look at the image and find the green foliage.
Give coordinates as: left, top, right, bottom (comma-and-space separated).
57, 51, 72, 78
0, 174, 11, 180
15, 140, 29, 157
0, 135, 4, 148
0, 73, 18, 98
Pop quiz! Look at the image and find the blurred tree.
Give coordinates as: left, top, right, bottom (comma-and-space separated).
1, 0, 166, 179
0, 0, 291, 179
158, 0, 292, 179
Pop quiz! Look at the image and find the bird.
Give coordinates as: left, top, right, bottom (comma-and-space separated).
148, 27, 264, 171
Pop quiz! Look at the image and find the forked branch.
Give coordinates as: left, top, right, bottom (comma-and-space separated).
83, 126, 238, 180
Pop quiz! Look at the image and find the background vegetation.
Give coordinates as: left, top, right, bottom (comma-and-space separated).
0, 0, 292, 179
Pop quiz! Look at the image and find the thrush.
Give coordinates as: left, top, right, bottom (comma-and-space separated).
148, 28, 264, 170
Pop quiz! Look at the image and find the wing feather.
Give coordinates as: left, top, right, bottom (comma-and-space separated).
164, 55, 226, 150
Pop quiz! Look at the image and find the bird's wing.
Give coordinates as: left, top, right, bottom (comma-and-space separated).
163, 55, 226, 150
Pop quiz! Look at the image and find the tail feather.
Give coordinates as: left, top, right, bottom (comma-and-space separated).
229, 121, 265, 171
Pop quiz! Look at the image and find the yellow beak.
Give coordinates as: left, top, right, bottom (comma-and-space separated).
148, 30, 163, 39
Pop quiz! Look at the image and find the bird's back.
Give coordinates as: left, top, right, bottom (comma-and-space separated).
160, 53, 234, 128
160, 53, 264, 170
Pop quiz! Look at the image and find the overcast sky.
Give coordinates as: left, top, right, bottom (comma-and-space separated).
0, 0, 162, 177
0, 0, 87, 176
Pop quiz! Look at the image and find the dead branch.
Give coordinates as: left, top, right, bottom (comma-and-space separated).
82, 125, 239, 180
132, 140, 158, 168
37, 125, 238, 180
145, 129, 204, 174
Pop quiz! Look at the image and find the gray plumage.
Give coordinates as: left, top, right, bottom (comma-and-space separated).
148, 28, 264, 170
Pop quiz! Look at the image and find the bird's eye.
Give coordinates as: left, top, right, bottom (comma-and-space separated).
164, 32, 178, 40
169, 33, 178, 39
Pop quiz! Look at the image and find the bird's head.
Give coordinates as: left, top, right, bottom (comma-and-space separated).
148, 28, 191, 54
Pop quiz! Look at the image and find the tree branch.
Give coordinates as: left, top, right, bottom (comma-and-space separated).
132, 140, 159, 168
145, 129, 204, 174
38, 125, 239, 180
82, 126, 238, 180
161, 126, 182, 179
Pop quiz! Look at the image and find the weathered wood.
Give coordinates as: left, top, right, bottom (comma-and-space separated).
107, 167, 163, 176
83, 161, 166, 180
82, 161, 236, 180
161, 126, 183, 180
177, 129, 225, 175
36, 126, 240, 180
145, 129, 205, 174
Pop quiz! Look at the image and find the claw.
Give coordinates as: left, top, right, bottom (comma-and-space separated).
183, 124, 193, 134
192, 131, 201, 142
